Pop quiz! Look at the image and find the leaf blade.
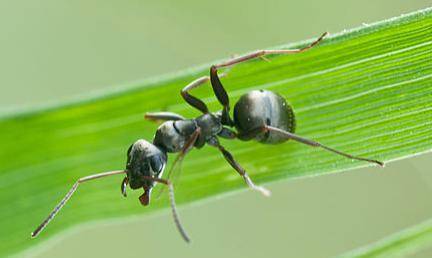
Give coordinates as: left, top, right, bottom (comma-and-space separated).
339, 218, 432, 258
0, 8, 431, 257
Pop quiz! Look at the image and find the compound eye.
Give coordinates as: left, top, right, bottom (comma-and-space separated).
149, 155, 165, 175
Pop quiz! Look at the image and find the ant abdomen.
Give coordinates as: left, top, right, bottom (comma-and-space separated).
233, 90, 296, 144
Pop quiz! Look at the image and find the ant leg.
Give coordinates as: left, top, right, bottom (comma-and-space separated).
264, 125, 384, 167
121, 176, 129, 197
181, 72, 231, 114
181, 76, 211, 114
209, 138, 271, 197
208, 32, 328, 125
210, 66, 234, 126
213, 32, 328, 69
31, 170, 126, 238
182, 34, 327, 120
141, 175, 190, 243
145, 112, 185, 122
154, 127, 201, 200
166, 127, 201, 179
218, 127, 237, 139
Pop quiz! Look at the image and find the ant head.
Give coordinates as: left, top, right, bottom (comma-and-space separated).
126, 139, 167, 205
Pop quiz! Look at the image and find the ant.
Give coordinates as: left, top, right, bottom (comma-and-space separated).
31, 32, 384, 243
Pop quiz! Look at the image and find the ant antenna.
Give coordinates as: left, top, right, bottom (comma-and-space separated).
31, 170, 126, 238
31, 170, 190, 243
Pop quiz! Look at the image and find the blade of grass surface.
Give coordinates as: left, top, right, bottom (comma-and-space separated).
0, 8, 431, 257
339, 218, 432, 258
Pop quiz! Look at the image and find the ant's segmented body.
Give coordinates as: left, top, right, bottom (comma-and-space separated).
32, 32, 384, 243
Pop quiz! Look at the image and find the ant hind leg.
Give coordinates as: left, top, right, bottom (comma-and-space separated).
264, 125, 384, 167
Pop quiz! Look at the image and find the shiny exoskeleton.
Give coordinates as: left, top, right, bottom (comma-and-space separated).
234, 90, 296, 143
32, 32, 384, 243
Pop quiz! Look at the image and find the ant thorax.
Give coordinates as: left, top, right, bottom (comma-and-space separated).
153, 113, 223, 151
153, 120, 196, 152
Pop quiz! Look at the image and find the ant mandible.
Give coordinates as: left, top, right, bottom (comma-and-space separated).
31, 32, 384, 243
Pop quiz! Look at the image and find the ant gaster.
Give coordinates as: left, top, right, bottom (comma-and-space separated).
31, 32, 384, 243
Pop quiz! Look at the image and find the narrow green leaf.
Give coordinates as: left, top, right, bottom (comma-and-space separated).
339, 218, 432, 258
1, 8, 431, 257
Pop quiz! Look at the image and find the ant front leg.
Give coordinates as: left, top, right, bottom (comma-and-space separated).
141, 176, 190, 243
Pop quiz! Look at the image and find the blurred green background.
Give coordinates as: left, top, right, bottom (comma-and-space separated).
1, 1, 431, 257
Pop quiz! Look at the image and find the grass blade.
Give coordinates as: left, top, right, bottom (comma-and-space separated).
0, 8, 431, 257
339, 218, 432, 258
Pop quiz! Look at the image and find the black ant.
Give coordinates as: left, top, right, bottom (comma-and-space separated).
31, 32, 384, 243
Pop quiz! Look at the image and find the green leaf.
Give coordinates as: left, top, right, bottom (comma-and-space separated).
339, 218, 432, 258
1, 8, 431, 257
